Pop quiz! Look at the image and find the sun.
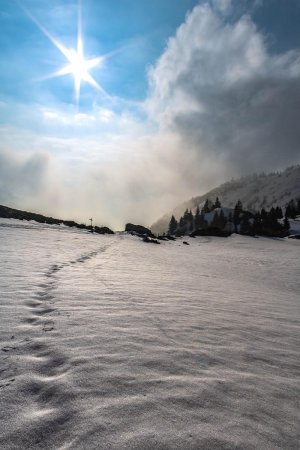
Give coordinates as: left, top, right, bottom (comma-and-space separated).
51, 33, 105, 103
23, 0, 107, 103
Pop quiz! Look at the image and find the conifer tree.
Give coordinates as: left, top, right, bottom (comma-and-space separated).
211, 211, 219, 228
219, 209, 227, 229
240, 216, 254, 235
187, 209, 194, 232
194, 206, 201, 230
233, 200, 243, 232
275, 206, 283, 219
286, 200, 297, 219
168, 215, 178, 235
270, 207, 276, 219
183, 209, 192, 234
199, 212, 208, 229
283, 215, 290, 231
235, 200, 243, 212
228, 211, 233, 233
261, 208, 267, 221
175, 209, 194, 235
180, 214, 187, 232
253, 212, 262, 235
260, 209, 285, 237
203, 199, 212, 214
214, 197, 221, 209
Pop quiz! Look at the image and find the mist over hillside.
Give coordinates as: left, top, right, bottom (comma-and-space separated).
151, 166, 300, 234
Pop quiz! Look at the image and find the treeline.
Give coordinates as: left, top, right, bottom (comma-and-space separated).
285, 198, 300, 219
168, 197, 299, 238
168, 197, 223, 235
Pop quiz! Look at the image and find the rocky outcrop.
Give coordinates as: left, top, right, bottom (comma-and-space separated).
125, 223, 155, 238
94, 226, 114, 235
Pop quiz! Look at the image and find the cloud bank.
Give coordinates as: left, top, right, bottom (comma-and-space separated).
1, 1, 300, 228
147, 2, 300, 176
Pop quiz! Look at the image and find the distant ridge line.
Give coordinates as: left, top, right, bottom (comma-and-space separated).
151, 165, 300, 234
0, 204, 114, 234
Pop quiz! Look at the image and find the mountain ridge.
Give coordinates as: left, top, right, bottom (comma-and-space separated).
151, 165, 300, 234
0, 204, 114, 234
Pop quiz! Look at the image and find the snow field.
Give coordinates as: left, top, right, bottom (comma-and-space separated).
0, 219, 299, 449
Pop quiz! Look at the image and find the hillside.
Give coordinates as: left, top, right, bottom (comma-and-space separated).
151, 166, 300, 234
0, 205, 114, 234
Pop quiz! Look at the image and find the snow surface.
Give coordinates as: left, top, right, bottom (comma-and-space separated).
289, 217, 300, 235
0, 218, 299, 449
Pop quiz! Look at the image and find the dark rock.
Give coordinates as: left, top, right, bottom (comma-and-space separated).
94, 226, 114, 235
76, 223, 88, 230
0, 204, 115, 234
288, 234, 300, 239
0, 204, 61, 224
62, 220, 78, 228
183, 241, 189, 245
125, 223, 155, 238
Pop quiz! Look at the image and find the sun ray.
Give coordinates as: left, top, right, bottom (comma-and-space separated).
77, 0, 83, 56
50, 66, 75, 78
84, 72, 107, 95
20, 0, 108, 103
86, 57, 105, 69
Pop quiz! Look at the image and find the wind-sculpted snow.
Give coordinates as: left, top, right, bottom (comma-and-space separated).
0, 219, 299, 449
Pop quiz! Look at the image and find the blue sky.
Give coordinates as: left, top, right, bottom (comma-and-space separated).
1, 0, 299, 106
0, 0, 300, 228
0, 0, 200, 104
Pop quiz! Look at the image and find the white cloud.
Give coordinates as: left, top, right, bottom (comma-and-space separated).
147, 2, 300, 176
211, 0, 232, 14
42, 109, 97, 125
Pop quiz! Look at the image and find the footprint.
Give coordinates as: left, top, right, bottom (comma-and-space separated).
36, 293, 54, 301
25, 300, 42, 308
22, 317, 39, 325
0, 378, 15, 389
49, 264, 63, 273
43, 321, 54, 332
28, 342, 48, 353
38, 354, 69, 377
37, 283, 52, 289
35, 308, 55, 316
1, 346, 16, 352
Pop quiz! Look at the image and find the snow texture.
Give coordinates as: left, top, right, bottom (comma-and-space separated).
0, 218, 299, 449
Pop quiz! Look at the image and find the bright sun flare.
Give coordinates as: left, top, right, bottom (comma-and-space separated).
25, 0, 106, 103
51, 34, 105, 103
